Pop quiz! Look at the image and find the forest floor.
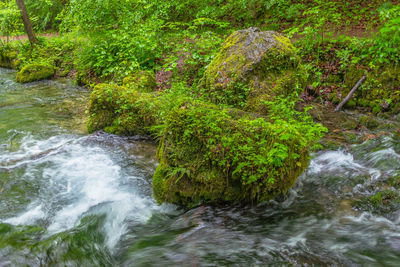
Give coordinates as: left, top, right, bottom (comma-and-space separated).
0, 33, 58, 41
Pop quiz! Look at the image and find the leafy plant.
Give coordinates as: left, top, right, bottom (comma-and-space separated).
0, 0, 23, 39
369, 4, 400, 64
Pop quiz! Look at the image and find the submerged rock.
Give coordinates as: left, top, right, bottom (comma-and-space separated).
200, 27, 303, 112
16, 63, 54, 83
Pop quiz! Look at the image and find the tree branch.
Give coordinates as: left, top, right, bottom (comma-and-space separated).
334, 75, 367, 112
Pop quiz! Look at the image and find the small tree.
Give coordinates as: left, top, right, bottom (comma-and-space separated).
15, 0, 37, 45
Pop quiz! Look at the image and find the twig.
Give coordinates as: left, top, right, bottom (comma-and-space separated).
334, 75, 367, 112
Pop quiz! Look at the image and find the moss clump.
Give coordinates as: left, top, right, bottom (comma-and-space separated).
122, 70, 156, 93
16, 63, 55, 83
87, 83, 161, 135
0, 50, 18, 69
200, 28, 302, 111
153, 100, 322, 206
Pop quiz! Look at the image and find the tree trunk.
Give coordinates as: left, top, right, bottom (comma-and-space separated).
15, 0, 37, 46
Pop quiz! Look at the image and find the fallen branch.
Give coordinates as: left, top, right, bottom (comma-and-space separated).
334, 75, 367, 112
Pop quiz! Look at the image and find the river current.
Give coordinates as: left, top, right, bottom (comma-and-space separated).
1, 67, 400, 266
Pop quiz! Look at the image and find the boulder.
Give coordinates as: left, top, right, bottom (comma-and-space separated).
0, 50, 19, 69
153, 100, 315, 207
87, 83, 160, 135
200, 27, 303, 112
16, 63, 54, 83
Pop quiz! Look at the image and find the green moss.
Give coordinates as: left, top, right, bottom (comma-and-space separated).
329, 91, 341, 104
0, 50, 18, 69
372, 105, 381, 114
87, 83, 161, 135
345, 100, 357, 108
122, 70, 156, 93
341, 65, 400, 112
0, 224, 45, 249
16, 63, 55, 83
152, 100, 321, 206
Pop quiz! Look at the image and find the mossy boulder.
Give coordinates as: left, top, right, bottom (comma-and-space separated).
87, 83, 161, 135
153, 100, 320, 207
122, 70, 157, 93
16, 63, 55, 83
0, 50, 18, 69
200, 27, 302, 111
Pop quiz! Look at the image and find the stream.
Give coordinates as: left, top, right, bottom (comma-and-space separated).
1, 67, 400, 266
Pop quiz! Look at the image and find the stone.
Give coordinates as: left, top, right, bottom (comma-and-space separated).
200, 27, 303, 112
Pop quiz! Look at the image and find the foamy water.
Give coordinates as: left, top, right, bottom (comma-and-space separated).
1, 134, 162, 250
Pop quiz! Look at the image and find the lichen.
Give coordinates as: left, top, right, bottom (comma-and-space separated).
16, 63, 55, 83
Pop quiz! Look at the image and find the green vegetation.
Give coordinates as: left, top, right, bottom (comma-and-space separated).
1, 0, 399, 206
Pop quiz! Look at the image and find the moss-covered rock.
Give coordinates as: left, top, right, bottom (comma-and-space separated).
153, 100, 321, 207
200, 27, 302, 111
0, 50, 18, 69
122, 70, 156, 93
87, 83, 161, 135
16, 63, 55, 83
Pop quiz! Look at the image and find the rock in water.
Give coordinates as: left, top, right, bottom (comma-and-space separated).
16, 63, 54, 83
201, 27, 303, 113
152, 100, 315, 207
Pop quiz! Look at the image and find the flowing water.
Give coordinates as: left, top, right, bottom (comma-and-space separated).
1, 67, 400, 266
